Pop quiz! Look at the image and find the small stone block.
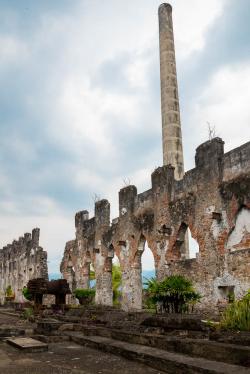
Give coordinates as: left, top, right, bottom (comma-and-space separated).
7, 337, 48, 352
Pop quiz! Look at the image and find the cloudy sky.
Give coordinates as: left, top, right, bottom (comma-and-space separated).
0, 0, 249, 273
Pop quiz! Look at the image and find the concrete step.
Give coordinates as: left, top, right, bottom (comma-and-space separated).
66, 332, 250, 374
74, 325, 250, 367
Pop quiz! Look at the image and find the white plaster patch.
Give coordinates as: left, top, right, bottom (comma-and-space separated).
120, 240, 129, 261
213, 272, 249, 301
121, 208, 127, 216
211, 220, 220, 239
226, 208, 250, 251
95, 252, 105, 267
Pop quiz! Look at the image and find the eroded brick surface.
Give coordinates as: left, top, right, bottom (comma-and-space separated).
61, 139, 250, 312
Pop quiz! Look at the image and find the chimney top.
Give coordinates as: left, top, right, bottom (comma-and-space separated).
158, 3, 172, 14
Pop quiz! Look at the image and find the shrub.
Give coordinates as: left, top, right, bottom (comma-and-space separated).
144, 275, 201, 314
220, 290, 250, 331
5, 285, 14, 298
73, 288, 95, 305
22, 307, 34, 320
22, 287, 33, 301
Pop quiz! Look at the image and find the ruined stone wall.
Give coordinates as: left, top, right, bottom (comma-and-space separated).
0, 228, 48, 303
61, 138, 250, 312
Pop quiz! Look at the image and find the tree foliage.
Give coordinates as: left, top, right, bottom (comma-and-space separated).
144, 275, 201, 314
112, 263, 122, 304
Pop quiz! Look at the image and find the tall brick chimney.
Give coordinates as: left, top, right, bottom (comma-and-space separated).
159, 3, 184, 180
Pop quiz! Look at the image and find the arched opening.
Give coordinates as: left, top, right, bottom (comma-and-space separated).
173, 223, 199, 260
172, 223, 188, 260
112, 254, 122, 306
188, 228, 199, 258
141, 241, 156, 284
135, 235, 155, 310
89, 263, 95, 288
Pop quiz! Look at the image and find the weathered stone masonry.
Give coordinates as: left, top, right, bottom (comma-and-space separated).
0, 228, 48, 302
61, 3, 250, 312
159, 3, 184, 180
61, 138, 250, 312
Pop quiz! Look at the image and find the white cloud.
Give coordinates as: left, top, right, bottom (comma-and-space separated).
173, 0, 225, 60
0, 0, 249, 275
192, 62, 250, 152
0, 35, 29, 67
0, 196, 74, 274
125, 53, 151, 89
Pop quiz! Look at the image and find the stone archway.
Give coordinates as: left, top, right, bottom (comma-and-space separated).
112, 251, 122, 306
168, 222, 199, 261
120, 234, 156, 311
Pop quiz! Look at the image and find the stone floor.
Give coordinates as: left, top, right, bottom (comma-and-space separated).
0, 340, 164, 374
0, 309, 163, 373
0, 309, 34, 327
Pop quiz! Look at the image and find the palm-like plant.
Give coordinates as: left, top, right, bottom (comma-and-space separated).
144, 275, 201, 314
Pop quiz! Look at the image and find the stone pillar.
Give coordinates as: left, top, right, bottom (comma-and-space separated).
74, 261, 90, 290
121, 267, 142, 311
32, 228, 40, 247
94, 200, 113, 306
159, 3, 184, 180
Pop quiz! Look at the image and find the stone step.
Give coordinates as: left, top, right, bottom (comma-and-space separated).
0, 328, 25, 339
7, 337, 48, 353
74, 325, 250, 367
141, 315, 208, 331
66, 332, 250, 374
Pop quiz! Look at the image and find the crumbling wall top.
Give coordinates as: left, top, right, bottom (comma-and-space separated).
119, 185, 137, 216
195, 137, 224, 169
223, 141, 250, 181
75, 210, 89, 228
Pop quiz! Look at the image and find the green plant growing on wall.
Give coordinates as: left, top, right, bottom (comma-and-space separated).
144, 275, 201, 314
5, 285, 14, 299
22, 287, 33, 301
73, 288, 95, 305
221, 290, 250, 331
22, 307, 34, 320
